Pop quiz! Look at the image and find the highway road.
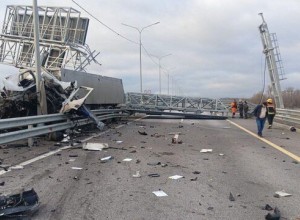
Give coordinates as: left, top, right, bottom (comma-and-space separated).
0, 115, 299, 220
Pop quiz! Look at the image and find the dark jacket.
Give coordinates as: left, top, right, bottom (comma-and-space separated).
253, 104, 268, 118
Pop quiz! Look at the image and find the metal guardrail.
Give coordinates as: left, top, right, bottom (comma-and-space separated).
0, 110, 129, 145
275, 108, 300, 128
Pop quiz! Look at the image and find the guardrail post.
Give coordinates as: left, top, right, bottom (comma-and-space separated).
28, 125, 33, 147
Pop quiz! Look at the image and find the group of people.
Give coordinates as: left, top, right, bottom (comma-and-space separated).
230, 98, 276, 137
230, 99, 249, 119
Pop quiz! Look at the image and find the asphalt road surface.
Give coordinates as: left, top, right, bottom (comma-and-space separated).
0, 115, 299, 220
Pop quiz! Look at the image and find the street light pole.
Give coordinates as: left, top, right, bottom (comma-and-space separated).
122, 22, 160, 94
151, 53, 172, 95
33, 0, 47, 115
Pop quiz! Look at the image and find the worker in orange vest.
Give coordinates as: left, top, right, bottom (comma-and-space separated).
266, 98, 276, 129
230, 99, 237, 118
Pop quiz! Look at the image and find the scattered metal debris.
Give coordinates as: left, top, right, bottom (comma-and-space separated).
82, 142, 109, 151
147, 162, 161, 166
100, 156, 113, 161
274, 191, 292, 198
138, 131, 147, 135
116, 141, 123, 144
71, 167, 83, 170
132, 171, 141, 178
0, 188, 39, 217
265, 207, 281, 220
229, 192, 235, 201
168, 175, 183, 180
262, 204, 273, 211
152, 190, 167, 197
200, 149, 213, 153
123, 158, 132, 162
172, 134, 180, 144
190, 177, 198, 181
148, 173, 160, 177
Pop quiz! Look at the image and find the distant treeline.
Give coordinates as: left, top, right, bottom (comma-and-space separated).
249, 87, 300, 108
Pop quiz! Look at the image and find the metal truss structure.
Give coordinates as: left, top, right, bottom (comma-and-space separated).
0, 5, 100, 75
258, 13, 285, 108
126, 92, 229, 115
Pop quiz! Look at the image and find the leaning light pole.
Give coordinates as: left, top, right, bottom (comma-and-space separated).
258, 13, 285, 108
151, 53, 172, 95
122, 22, 160, 94
33, 0, 47, 114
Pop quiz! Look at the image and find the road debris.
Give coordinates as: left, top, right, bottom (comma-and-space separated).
265, 207, 281, 220
289, 126, 296, 132
69, 154, 78, 157
147, 162, 161, 166
148, 173, 160, 177
229, 192, 235, 201
200, 149, 213, 153
123, 158, 132, 162
71, 167, 83, 170
193, 171, 201, 174
83, 142, 109, 151
138, 131, 147, 135
172, 134, 179, 144
0, 181, 5, 186
219, 153, 224, 156
262, 204, 273, 211
168, 175, 184, 180
152, 190, 168, 197
0, 188, 39, 217
101, 156, 113, 161
190, 177, 198, 181
116, 141, 123, 144
274, 191, 292, 198
132, 171, 141, 178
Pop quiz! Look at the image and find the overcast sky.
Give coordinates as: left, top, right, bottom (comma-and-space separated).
0, 0, 299, 98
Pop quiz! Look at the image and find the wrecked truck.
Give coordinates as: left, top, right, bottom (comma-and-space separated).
0, 69, 106, 129
0, 69, 75, 118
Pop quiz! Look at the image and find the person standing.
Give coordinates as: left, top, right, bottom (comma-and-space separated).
238, 100, 244, 118
230, 99, 237, 118
253, 102, 268, 137
243, 101, 249, 119
266, 98, 276, 129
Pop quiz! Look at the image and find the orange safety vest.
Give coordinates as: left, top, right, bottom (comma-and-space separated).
231, 102, 237, 113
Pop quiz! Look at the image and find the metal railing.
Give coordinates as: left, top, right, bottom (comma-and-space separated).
275, 108, 300, 128
0, 109, 128, 145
